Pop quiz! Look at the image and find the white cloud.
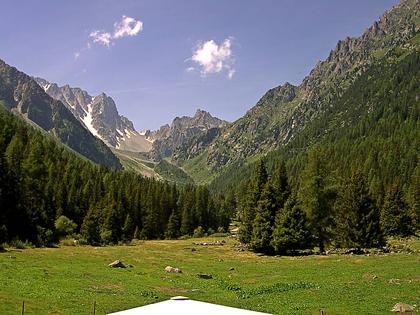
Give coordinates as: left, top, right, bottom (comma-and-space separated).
114, 15, 143, 38
88, 16, 143, 48
190, 37, 235, 79
89, 30, 112, 47
74, 52, 81, 60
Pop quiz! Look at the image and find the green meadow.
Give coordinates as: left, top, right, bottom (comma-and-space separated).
0, 237, 418, 315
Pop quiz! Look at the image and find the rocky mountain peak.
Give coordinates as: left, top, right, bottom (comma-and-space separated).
148, 109, 227, 161
34, 77, 153, 152
301, 0, 419, 99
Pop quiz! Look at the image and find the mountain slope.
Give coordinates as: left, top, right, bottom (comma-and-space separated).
181, 0, 419, 184
35, 78, 153, 152
0, 60, 122, 170
148, 109, 227, 161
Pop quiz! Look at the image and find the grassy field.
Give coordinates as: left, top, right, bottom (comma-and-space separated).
0, 237, 419, 315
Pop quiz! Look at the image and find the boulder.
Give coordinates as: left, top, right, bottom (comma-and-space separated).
108, 260, 126, 268
391, 303, 416, 312
165, 266, 182, 273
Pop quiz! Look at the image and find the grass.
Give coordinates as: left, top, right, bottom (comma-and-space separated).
181, 151, 215, 184
112, 149, 161, 179
0, 237, 419, 315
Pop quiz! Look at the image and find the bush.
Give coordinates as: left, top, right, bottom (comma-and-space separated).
59, 237, 78, 246
207, 228, 215, 235
9, 239, 34, 249
55, 216, 77, 237
193, 226, 205, 238
100, 229, 113, 245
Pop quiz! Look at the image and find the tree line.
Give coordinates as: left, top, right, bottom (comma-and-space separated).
237, 153, 418, 255
0, 108, 230, 246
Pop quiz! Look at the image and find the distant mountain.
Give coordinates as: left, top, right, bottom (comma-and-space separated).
148, 109, 227, 161
0, 60, 122, 170
35, 78, 153, 152
180, 0, 420, 184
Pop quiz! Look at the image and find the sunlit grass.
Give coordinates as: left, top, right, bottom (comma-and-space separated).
0, 237, 418, 314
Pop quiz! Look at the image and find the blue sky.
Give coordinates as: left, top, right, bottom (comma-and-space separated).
0, 0, 398, 130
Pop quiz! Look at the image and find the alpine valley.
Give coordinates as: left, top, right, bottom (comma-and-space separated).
0, 1, 419, 313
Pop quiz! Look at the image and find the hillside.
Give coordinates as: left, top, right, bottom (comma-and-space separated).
179, 0, 420, 186
0, 60, 122, 170
35, 77, 153, 152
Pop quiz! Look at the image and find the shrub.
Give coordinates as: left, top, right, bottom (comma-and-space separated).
55, 216, 77, 237
193, 226, 205, 238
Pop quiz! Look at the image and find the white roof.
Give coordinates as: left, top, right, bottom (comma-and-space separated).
108, 296, 270, 315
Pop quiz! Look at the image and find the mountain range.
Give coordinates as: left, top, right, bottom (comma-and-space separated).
0, 0, 418, 188
0, 60, 122, 170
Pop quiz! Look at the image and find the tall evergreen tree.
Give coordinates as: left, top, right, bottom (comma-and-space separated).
166, 208, 181, 239
271, 194, 313, 254
270, 160, 290, 210
239, 159, 268, 244
298, 146, 334, 252
335, 171, 384, 248
250, 182, 277, 253
381, 181, 414, 237
81, 206, 100, 245
122, 213, 134, 241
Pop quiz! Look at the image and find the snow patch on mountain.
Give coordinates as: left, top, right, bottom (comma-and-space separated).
82, 102, 104, 142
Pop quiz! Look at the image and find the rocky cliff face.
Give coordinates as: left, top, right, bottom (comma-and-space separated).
35, 78, 153, 152
0, 60, 122, 170
148, 109, 227, 161
204, 0, 420, 170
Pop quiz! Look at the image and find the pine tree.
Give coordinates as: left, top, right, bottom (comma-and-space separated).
335, 171, 384, 248
239, 159, 268, 244
270, 160, 290, 210
271, 194, 313, 254
381, 181, 414, 237
81, 206, 100, 245
298, 146, 334, 252
101, 201, 122, 244
122, 213, 134, 241
166, 208, 181, 239
250, 183, 277, 253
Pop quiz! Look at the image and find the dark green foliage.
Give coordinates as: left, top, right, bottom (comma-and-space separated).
54, 216, 77, 237
298, 146, 335, 252
239, 160, 268, 243
250, 183, 276, 253
334, 171, 384, 248
381, 181, 414, 237
0, 107, 224, 245
271, 194, 313, 254
165, 208, 181, 239
81, 207, 100, 245
154, 159, 193, 184
122, 214, 134, 241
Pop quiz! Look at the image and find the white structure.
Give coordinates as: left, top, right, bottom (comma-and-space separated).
108, 296, 271, 315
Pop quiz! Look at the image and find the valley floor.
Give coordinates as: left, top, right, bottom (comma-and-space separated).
0, 237, 419, 315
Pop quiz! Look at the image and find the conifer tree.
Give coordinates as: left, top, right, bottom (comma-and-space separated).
239, 159, 268, 244
271, 194, 313, 254
335, 171, 384, 248
298, 146, 334, 252
381, 181, 414, 237
81, 206, 100, 245
270, 160, 290, 210
250, 182, 277, 253
122, 213, 134, 241
166, 208, 181, 239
